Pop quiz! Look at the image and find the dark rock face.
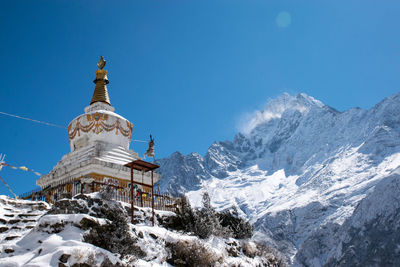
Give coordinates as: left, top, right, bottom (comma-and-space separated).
59, 253, 71, 263
48, 195, 91, 216
295, 171, 400, 266
156, 152, 210, 196
326, 172, 400, 267
328, 217, 400, 267
4, 248, 14, 254
49, 194, 128, 220
5, 236, 19, 240
38, 221, 67, 234
204, 142, 242, 178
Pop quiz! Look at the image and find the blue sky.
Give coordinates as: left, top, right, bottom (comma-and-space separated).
1, 1, 400, 196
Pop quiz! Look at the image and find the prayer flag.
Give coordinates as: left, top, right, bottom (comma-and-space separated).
19, 166, 28, 171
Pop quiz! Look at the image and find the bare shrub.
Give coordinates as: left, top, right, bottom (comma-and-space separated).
70, 249, 124, 267
256, 242, 287, 267
99, 185, 115, 201
242, 241, 287, 267
166, 240, 221, 267
242, 241, 258, 258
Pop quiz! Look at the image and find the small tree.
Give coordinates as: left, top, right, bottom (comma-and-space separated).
193, 191, 231, 238
201, 191, 212, 213
218, 208, 253, 239
164, 192, 253, 240
83, 198, 145, 258
179, 195, 196, 232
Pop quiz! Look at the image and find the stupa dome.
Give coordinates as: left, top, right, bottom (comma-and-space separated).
68, 102, 133, 152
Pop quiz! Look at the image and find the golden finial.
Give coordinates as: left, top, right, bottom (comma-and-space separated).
91, 56, 110, 105
97, 56, 106, 70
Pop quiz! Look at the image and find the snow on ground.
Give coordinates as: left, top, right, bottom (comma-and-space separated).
0, 196, 119, 267
1, 223, 120, 267
0, 195, 279, 267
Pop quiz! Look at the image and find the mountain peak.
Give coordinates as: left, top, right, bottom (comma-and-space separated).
263, 93, 325, 116
240, 93, 325, 135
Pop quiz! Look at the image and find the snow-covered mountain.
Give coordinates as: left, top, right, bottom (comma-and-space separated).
156, 92, 400, 265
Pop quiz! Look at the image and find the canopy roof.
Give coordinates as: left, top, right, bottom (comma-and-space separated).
124, 159, 159, 172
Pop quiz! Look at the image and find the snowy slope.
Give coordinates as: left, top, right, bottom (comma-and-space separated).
0, 194, 283, 267
156, 92, 400, 263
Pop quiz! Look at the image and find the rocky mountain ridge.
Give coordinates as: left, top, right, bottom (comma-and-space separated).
156, 92, 400, 265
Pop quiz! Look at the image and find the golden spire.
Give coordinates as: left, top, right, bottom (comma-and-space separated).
90, 56, 111, 105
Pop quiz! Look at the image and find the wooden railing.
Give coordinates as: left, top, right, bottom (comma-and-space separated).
19, 188, 46, 200
19, 188, 178, 212
112, 191, 177, 212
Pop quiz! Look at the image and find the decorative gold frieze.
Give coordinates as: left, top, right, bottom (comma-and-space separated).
68, 112, 133, 140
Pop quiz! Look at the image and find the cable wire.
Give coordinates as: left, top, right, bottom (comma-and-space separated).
0, 111, 67, 129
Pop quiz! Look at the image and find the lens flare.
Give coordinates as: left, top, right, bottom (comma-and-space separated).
276, 11, 291, 28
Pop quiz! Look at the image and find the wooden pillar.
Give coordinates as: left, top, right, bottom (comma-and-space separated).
130, 165, 134, 224
152, 170, 154, 226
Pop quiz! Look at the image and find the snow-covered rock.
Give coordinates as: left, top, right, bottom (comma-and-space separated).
156, 92, 400, 264
0, 196, 50, 256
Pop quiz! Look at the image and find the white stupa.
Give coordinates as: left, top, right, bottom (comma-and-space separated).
36, 57, 160, 200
